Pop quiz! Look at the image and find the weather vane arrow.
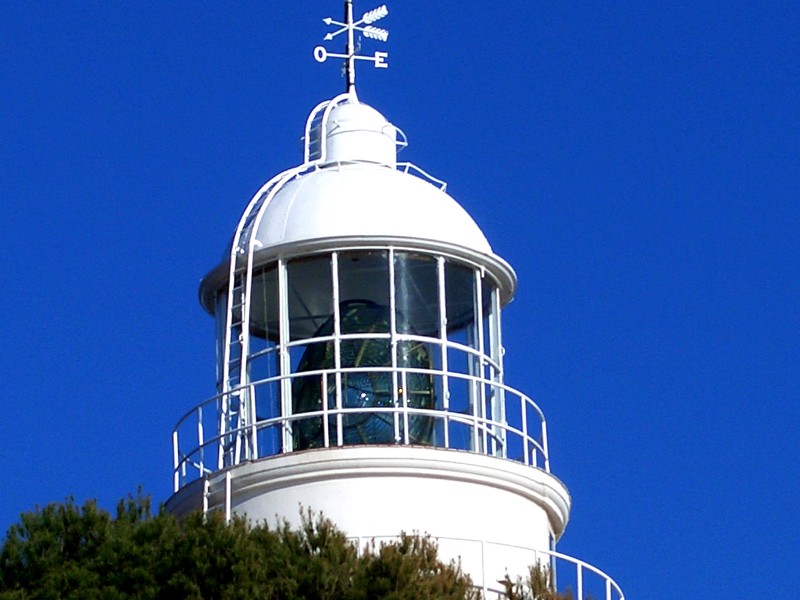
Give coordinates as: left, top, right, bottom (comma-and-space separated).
314, 1, 390, 95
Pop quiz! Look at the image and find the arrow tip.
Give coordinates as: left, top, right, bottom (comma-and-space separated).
324, 33, 334, 41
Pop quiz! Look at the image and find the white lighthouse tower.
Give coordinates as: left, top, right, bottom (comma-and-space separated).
167, 3, 624, 598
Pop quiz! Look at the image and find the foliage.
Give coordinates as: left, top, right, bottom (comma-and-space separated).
0, 493, 589, 599
0, 493, 475, 600
499, 564, 594, 600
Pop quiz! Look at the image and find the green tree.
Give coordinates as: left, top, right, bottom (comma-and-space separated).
0, 494, 584, 600
0, 493, 475, 600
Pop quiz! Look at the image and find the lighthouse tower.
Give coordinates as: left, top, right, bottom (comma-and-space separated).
168, 3, 623, 598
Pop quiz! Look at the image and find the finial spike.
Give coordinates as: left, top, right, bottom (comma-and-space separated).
345, 0, 356, 94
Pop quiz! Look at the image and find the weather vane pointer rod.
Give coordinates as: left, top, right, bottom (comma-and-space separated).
314, 1, 390, 96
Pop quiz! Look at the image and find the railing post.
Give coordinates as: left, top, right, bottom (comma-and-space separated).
197, 406, 205, 479
322, 373, 330, 447
402, 370, 410, 445
541, 419, 550, 472
521, 396, 529, 465
481, 539, 488, 599
249, 383, 258, 459
225, 470, 232, 523
172, 430, 180, 492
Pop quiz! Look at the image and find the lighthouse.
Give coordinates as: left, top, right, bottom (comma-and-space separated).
167, 3, 624, 598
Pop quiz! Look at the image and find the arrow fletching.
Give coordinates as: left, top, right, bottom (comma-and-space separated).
362, 5, 389, 24
363, 26, 389, 42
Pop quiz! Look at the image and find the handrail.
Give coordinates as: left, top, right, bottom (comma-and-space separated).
396, 161, 448, 191
172, 366, 549, 491
351, 534, 624, 600
172, 333, 526, 433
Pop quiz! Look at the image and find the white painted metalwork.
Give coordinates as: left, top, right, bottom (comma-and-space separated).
169, 21, 624, 594
173, 244, 547, 490
355, 535, 625, 600
198, 91, 518, 472
314, 1, 390, 95
172, 372, 549, 491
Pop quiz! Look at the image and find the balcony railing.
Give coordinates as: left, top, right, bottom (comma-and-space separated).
171, 367, 549, 492
352, 535, 624, 600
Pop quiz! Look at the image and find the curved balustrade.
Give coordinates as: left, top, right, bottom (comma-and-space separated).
354, 535, 624, 600
483, 547, 625, 600
172, 368, 549, 492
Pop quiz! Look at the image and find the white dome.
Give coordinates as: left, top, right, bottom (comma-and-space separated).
199, 98, 517, 311
252, 163, 493, 254
322, 102, 397, 167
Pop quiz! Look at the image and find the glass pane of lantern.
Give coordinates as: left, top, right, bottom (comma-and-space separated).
287, 255, 333, 341
478, 274, 494, 358
337, 250, 390, 333
444, 261, 477, 335
394, 252, 438, 445
214, 291, 227, 391
394, 252, 440, 336
249, 265, 280, 341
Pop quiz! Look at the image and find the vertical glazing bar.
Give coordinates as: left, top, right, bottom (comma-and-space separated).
172, 430, 179, 492
437, 257, 450, 448
202, 477, 209, 517
332, 253, 344, 446
278, 259, 293, 453
389, 249, 400, 443
577, 563, 583, 600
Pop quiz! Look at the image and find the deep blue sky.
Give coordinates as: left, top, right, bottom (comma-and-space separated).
1, 2, 798, 598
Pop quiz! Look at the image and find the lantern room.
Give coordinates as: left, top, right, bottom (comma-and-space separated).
190, 93, 525, 470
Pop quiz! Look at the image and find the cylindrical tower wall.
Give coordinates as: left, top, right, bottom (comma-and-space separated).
166, 446, 571, 592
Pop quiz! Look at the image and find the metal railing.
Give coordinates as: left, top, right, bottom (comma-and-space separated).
172, 368, 549, 492
396, 161, 448, 191
482, 546, 625, 600
353, 535, 623, 600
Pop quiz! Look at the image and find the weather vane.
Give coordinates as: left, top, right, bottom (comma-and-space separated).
314, 1, 389, 95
